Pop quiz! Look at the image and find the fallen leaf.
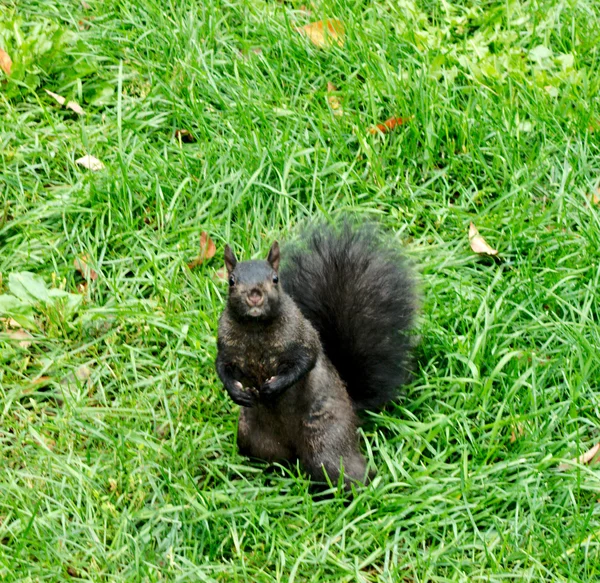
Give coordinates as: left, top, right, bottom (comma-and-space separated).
74, 255, 98, 281
0, 48, 12, 76
369, 117, 410, 135
81, 0, 91, 8
76, 155, 104, 171
4, 329, 33, 348
509, 424, 525, 443
326, 82, 343, 116
75, 364, 92, 382
46, 89, 66, 105
1, 317, 21, 329
592, 188, 600, 205
296, 19, 345, 49
469, 222, 498, 256
175, 129, 196, 143
46, 90, 84, 115
214, 267, 228, 282
32, 376, 51, 386
558, 443, 600, 471
188, 232, 217, 269
66, 101, 84, 115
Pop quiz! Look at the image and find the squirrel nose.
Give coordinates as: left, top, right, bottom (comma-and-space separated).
246, 288, 264, 307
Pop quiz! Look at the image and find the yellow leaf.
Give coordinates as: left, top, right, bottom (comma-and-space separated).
0, 48, 12, 75
296, 19, 345, 49
469, 222, 498, 256
76, 155, 105, 171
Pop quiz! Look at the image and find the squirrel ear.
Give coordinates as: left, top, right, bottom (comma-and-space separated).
267, 241, 280, 272
224, 245, 237, 274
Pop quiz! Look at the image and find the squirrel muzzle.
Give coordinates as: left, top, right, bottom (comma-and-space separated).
246, 288, 265, 307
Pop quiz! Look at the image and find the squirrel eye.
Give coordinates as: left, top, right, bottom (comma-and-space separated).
272, 274, 279, 284
228, 275, 235, 287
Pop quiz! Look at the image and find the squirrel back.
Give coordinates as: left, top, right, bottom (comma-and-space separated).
280, 221, 417, 409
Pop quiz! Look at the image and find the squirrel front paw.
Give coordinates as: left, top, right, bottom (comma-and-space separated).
260, 375, 290, 398
225, 380, 257, 408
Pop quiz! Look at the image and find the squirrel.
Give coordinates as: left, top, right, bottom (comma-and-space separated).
215, 221, 417, 489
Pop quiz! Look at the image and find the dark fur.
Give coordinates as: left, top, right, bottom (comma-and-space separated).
216, 222, 417, 488
281, 221, 417, 409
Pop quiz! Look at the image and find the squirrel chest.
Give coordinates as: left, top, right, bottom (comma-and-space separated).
219, 320, 290, 388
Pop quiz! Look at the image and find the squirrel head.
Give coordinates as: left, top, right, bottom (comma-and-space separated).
223, 242, 283, 322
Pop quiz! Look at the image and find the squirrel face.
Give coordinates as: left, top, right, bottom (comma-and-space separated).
224, 242, 282, 322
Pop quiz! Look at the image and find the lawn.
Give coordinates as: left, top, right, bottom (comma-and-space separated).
1, 0, 600, 580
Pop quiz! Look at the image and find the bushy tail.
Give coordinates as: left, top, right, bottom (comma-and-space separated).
281, 221, 418, 409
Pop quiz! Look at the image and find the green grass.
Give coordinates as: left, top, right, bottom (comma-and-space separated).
1, 0, 600, 580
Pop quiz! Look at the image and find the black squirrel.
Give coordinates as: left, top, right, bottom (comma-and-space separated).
215, 222, 417, 488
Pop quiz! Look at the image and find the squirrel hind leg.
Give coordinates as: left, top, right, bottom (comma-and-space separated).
301, 433, 367, 489
237, 408, 293, 462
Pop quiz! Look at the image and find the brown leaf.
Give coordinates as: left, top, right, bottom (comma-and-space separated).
592, 187, 600, 205
558, 443, 600, 471
74, 255, 98, 281
4, 329, 33, 349
296, 19, 345, 49
509, 423, 525, 444
0, 48, 12, 76
326, 82, 343, 116
76, 155, 104, 171
32, 376, 51, 386
469, 222, 498, 256
81, 0, 91, 8
188, 232, 217, 269
368, 116, 410, 135
175, 129, 196, 143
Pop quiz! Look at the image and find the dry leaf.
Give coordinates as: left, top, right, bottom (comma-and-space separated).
81, 0, 91, 7
76, 155, 105, 171
369, 116, 410, 134
214, 267, 228, 282
4, 329, 33, 349
1, 317, 21, 329
558, 443, 600, 471
0, 48, 12, 76
32, 376, 51, 386
469, 222, 498, 256
326, 82, 343, 116
509, 423, 526, 443
46, 90, 84, 115
74, 255, 98, 281
592, 188, 600, 205
296, 19, 345, 49
75, 364, 92, 382
175, 129, 196, 143
46, 89, 66, 105
188, 231, 217, 269
66, 101, 84, 115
